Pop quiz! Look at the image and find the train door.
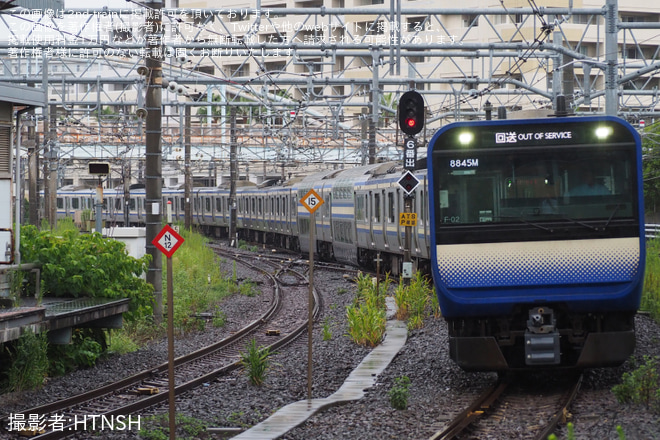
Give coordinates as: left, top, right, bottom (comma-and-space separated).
371, 190, 385, 250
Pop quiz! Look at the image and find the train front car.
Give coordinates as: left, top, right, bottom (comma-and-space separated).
427, 116, 645, 371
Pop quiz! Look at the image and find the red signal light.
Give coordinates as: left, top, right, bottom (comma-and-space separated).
406, 118, 416, 128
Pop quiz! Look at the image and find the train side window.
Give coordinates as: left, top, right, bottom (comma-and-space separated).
72, 198, 80, 209
374, 193, 381, 222
57, 197, 64, 209
258, 198, 263, 215
387, 192, 395, 223
205, 197, 211, 212
128, 198, 136, 211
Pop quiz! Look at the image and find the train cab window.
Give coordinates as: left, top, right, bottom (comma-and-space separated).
387, 192, 395, 223
57, 197, 64, 209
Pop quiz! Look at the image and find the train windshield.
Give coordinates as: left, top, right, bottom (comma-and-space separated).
430, 119, 640, 243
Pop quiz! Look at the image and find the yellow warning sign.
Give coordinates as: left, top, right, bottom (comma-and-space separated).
399, 212, 418, 227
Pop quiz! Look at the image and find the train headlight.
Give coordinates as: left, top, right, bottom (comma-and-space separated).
458, 132, 474, 146
595, 126, 613, 140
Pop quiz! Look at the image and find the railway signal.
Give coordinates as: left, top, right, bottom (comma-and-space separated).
398, 90, 425, 136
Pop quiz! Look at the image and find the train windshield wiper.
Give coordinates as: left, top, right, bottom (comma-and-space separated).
560, 216, 598, 231
602, 203, 625, 229
496, 215, 554, 232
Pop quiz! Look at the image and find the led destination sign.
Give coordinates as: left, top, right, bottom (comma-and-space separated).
433, 118, 636, 152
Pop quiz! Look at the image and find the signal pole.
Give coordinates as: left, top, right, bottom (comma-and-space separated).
398, 90, 425, 285
145, 1, 164, 324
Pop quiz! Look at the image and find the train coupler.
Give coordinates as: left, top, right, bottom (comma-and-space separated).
525, 307, 560, 366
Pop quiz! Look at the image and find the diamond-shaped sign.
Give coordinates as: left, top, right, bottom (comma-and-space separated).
398, 171, 420, 195
152, 224, 185, 258
300, 188, 324, 214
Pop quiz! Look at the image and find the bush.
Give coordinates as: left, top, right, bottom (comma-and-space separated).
20, 225, 153, 322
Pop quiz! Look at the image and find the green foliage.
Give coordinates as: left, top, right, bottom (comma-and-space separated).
139, 413, 208, 440
642, 238, 660, 322
394, 271, 436, 330
548, 423, 627, 440
163, 227, 233, 332
212, 308, 227, 328
107, 328, 139, 355
322, 317, 332, 341
388, 376, 411, 410
643, 121, 660, 210
346, 273, 387, 347
48, 329, 103, 376
4, 330, 49, 392
240, 338, 271, 386
612, 355, 660, 412
20, 225, 154, 322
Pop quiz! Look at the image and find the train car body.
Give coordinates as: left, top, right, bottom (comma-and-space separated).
427, 116, 645, 370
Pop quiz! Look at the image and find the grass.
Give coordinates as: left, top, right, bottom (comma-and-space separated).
394, 271, 437, 330
642, 238, 660, 322
240, 338, 271, 386
346, 272, 387, 347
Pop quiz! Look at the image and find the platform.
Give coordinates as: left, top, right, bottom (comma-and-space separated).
0, 297, 130, 345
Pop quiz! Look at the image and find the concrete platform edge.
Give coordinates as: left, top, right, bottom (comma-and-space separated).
230, 318, 408, 440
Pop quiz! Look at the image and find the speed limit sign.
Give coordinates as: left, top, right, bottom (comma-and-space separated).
300, 188, 324, 214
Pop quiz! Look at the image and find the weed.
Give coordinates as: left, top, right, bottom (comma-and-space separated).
394, 271, 436, 330
212, 308, 227, 328
139, 413, 209, 440
107, 328, 139, 355
388, 376, 411, 410
612, 355, 659, 411
4, 329, 48, 392
642, 239, 660, 323
322, 317, 332, 341
346, 272, 389, 347
240, 338, 271, 386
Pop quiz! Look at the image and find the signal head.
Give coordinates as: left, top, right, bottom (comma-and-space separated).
399, 90, 425, 136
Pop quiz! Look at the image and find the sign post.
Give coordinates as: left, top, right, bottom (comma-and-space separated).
300, 188, 324, 400
151, 224, 184, 440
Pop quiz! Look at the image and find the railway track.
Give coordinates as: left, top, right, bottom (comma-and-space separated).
430, 373, 583, 440
2, 248, 319, 439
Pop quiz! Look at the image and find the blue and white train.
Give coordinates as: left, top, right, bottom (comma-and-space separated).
55, 115, 646, 371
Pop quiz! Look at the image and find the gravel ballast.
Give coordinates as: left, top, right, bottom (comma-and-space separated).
1, 259, 659, 440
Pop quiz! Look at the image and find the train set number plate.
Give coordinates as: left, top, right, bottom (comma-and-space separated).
300, 189, 325, 214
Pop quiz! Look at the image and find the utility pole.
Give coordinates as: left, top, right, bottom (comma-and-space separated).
26, 109, 38, 226
184, 104, 192, 230
48, 102, 58, 229
145, 1, 164, 324
229, 107, 237, 247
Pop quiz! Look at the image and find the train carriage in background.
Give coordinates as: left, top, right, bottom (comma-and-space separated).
427, 116, 645, 370
52, 115, 646, 372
